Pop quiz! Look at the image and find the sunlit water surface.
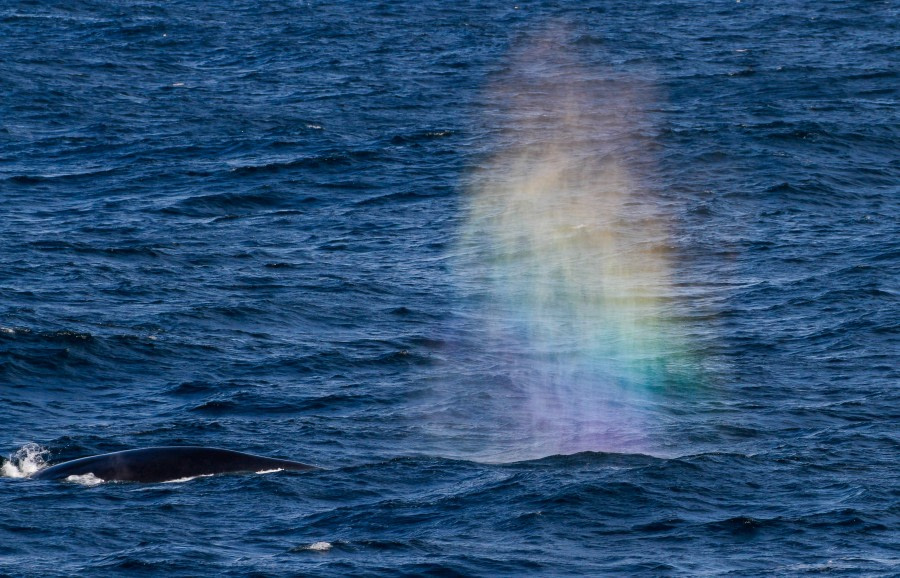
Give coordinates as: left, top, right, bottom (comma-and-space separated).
1, 1, 897, 575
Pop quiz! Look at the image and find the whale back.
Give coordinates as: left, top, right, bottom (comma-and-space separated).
31, 446, 315, 483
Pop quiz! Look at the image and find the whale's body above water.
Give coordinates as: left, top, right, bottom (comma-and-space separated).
31, 446, 316, 483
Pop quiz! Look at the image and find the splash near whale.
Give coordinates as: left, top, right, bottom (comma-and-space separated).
29, 446, 317, 483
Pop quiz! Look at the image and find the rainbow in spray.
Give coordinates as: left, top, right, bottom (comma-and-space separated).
455, 33, 693, 460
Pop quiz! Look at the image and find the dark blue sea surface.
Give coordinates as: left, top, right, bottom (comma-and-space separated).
2, 0, 898, 575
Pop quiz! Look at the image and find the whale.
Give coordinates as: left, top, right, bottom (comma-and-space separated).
30, 446, 316, 483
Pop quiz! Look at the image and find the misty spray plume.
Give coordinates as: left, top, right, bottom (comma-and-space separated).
454, 29, 682, 460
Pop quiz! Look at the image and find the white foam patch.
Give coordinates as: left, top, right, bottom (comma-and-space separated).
161, 474, 214, 483
2, 443, 49, 478
307, 542, 332, 551
255, 468, 284, 474
64, 473, 106, 486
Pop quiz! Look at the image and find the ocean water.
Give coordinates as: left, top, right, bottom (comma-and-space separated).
1, 0, 898, 575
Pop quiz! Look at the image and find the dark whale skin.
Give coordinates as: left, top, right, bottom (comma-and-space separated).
30, 446, 316, 483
